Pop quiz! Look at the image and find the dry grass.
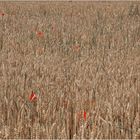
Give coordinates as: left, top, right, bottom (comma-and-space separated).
0, 1, 140, 139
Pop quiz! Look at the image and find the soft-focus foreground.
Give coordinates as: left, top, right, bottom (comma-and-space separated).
0, 2, 140, 139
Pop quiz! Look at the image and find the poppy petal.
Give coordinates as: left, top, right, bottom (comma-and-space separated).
29, 91, 37, 101
84, 111, 86, 121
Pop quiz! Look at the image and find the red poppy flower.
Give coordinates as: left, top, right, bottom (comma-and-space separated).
77, 111, 87, 122
0, 12, 4, 16
36, 31, 44, 37
29, 91, 37, 101
84, 111, 86, 121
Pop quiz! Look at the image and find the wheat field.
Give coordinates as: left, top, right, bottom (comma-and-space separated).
0, 1, 140, 139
